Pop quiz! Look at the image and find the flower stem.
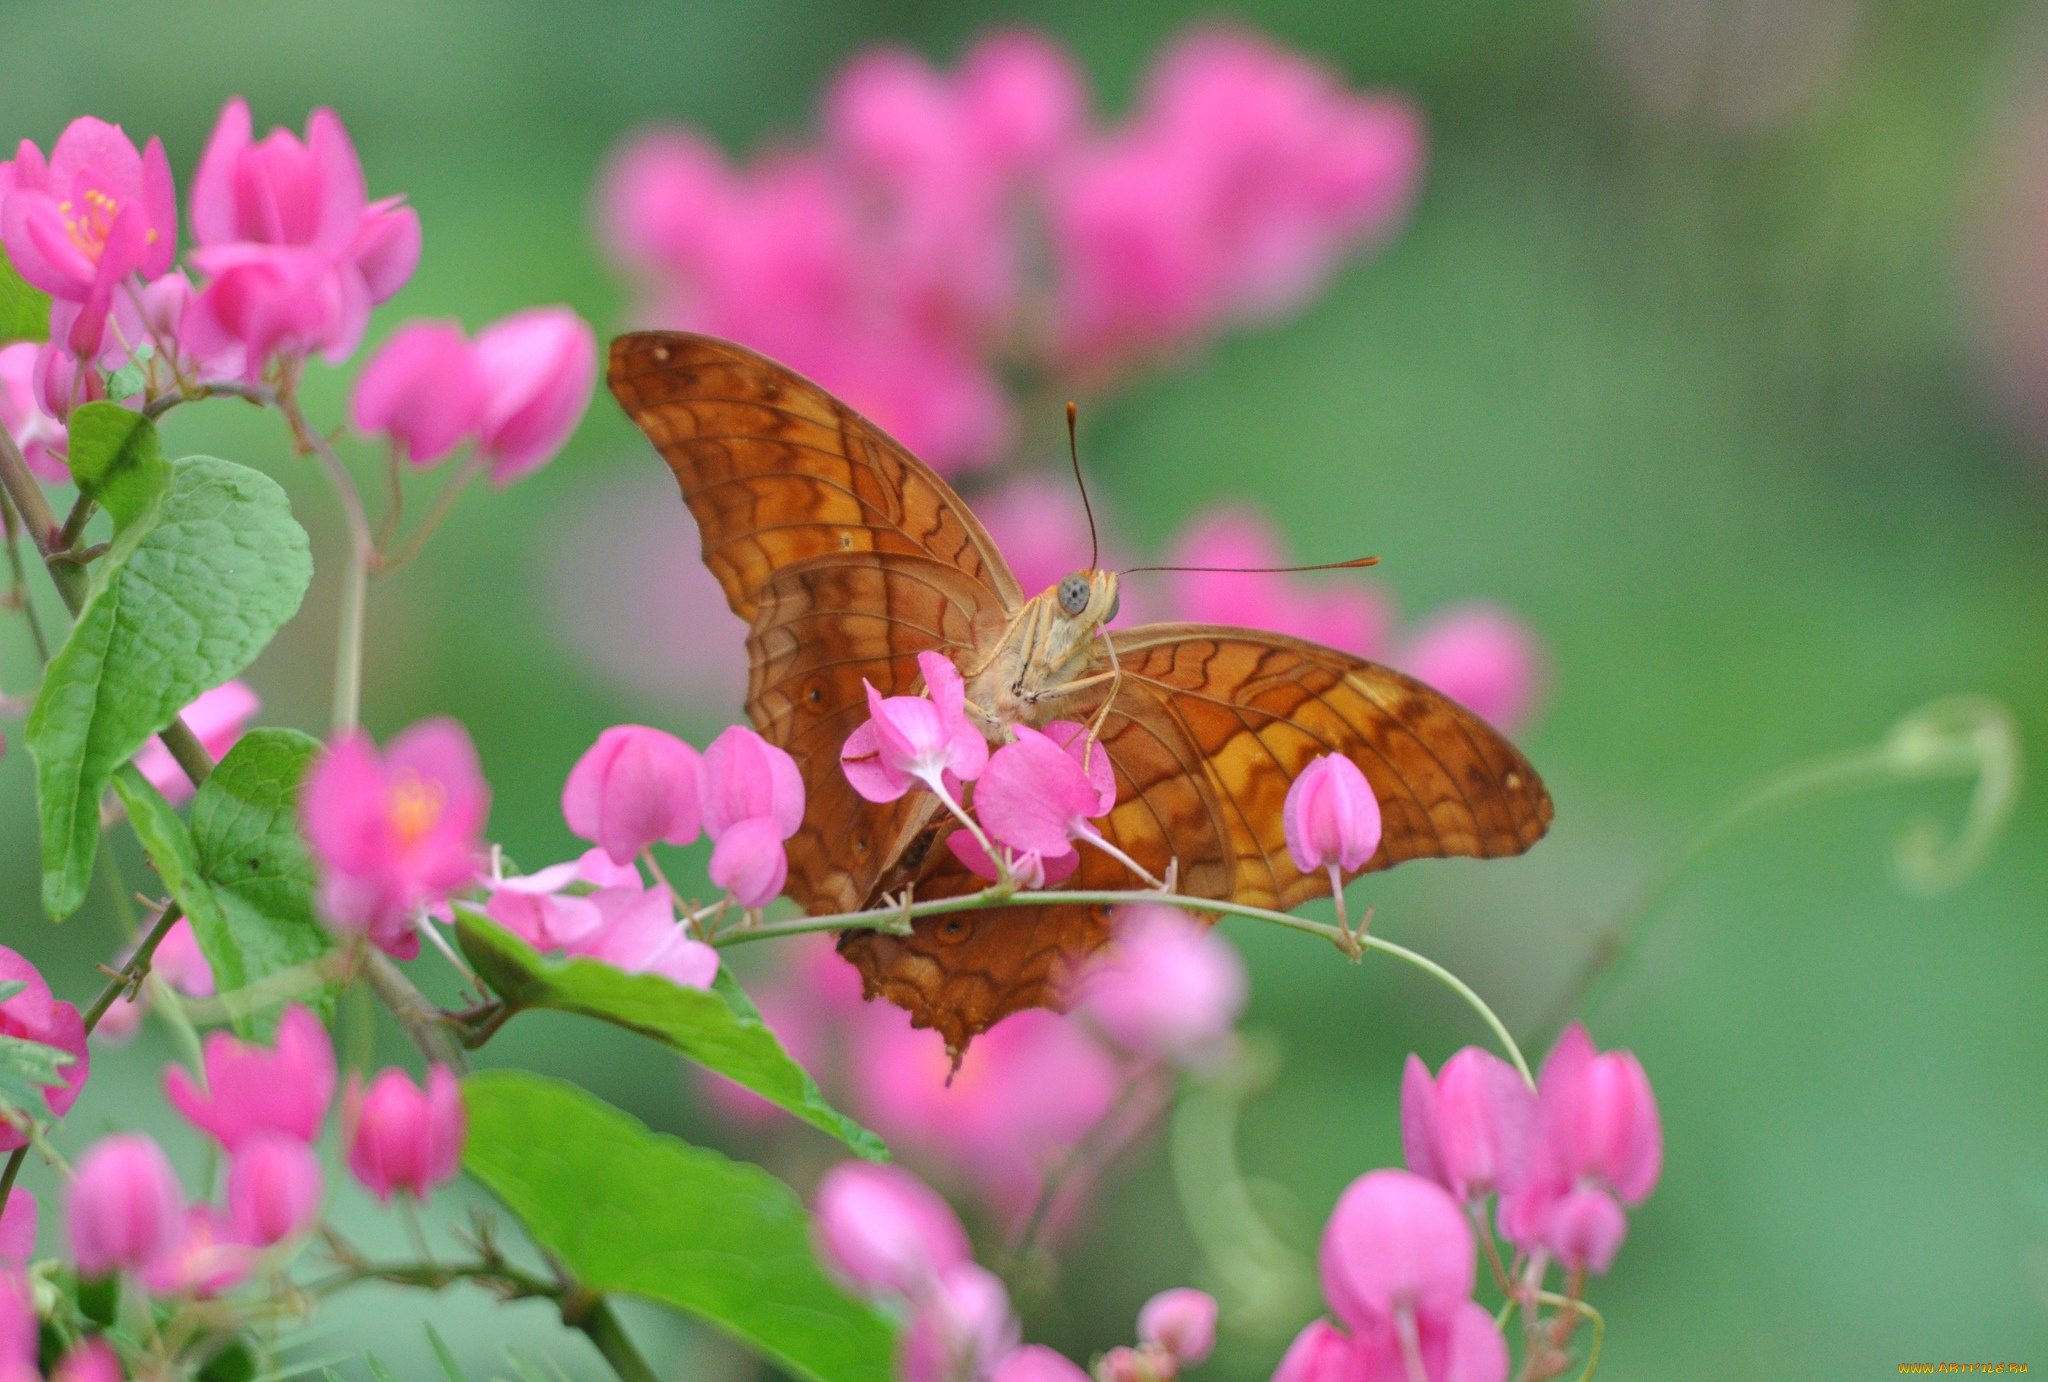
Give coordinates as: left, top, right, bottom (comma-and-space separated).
362, 951, 469, 1072
571, 1299, 661, 1382
375, 451, 486, 575
279, 382, 376, 735
1530, 1290, 1603, 1382
0, 487, 51, 664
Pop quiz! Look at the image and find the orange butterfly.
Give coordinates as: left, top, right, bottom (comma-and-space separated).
609, 332, 1552, 1054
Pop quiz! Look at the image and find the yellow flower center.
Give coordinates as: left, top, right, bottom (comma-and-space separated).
57, 187, 121, 261
387, 773, 446, 848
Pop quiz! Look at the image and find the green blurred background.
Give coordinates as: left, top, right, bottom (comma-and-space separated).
4, 0, 2047, 1375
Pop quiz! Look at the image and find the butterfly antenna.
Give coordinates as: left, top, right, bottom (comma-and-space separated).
1123, 556, 1381, 575
1067, 401, 1100, 572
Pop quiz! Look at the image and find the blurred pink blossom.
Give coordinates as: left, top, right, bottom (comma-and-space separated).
899, 1261, 1019, 1382
164, 1005, 335, 1151
0, 945, 89, 1150
1138, 1287, 1219, 1365
66, 1133, 183, 1277
140, 1205, 253, 1298
563, 723, 703, 864
344, 1064, 465, 1203
301, 718, 491, 959
0, 342, 68, 482
1080, 905, 1245, 1062
350, 320, 486, 466
813, 1161, 974, 1297
226, 1132, 323, 1246
132, 679, 259, 806
50, 1339, 119, 1382
0, 118, 177, 357
850, 1006, 1118, 1219
1496, 1024, 1661, 1275
153, 918, 216, 998
1401, 1049, 1534, 1206
1396, 604, 1541, 733
0, 1274, 36, 1382
473, 305, 597, 483
0, 1190, 35, 1271
991, 1346, 1089, 1382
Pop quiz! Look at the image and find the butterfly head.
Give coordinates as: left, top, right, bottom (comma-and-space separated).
1054, 568, 1120, 627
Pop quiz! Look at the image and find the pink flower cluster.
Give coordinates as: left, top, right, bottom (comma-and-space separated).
63, 1006, 462, 1306
601, 28, 1422, 475
0, 944, 90, 1151
705, 907, 1243, 1232
1273, 1028, 1661, 1382
0, 104, 415, 423
814, 1161, 1218, 1382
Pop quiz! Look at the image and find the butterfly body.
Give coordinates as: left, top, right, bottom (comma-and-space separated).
607, 330, 1554, 1055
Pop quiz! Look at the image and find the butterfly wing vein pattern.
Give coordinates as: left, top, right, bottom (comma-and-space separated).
608, 331, 1553, 1053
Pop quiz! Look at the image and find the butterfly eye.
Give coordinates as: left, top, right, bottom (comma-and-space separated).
1058, 574, 1091, 616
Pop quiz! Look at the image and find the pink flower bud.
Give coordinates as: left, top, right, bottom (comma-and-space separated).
301, 718, 491, 960
709, 814, 793, 908
1096, 1345, 1154, 1382
1401, 1049, 1535, 1204
699, 725, 805, 840
0, 947, 89, 1150
1138, 1287, 1218, 1364
899, 1262, 1019, 1382
563, 725, 703, 864
164, 1005, 335, 1151
0, 342, 68, 483
813, 1161, 972, 1297
131, 680, 259, 807
227, 1132, 324, 1246
1316, 1169, 1473, 1335
840, 652, 989, 804
473, 306, 597, 483
1270, 1320, 1355, 1382
51, 1339, 120, 1382
1081, 906, 1244, 1061
344, 1064, 464, 1202
66, 1133, 184, 1277
1281, 753, 1381, 876
140, 1205, 253, 1298
1397, 604, 1541, 733
350, 321, 486, 466
991, 1346, 1091, 1382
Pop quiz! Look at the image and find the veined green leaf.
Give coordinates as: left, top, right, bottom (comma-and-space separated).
462, 1072, 896, 1382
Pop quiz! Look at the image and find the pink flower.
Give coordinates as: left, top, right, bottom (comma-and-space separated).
1318, 1169, 1473, 1333
0, 1275, 35, 1382
898, 1261, 1019, 1382
944, 828, 1078, 888
1166, 509, 1391, 659
0, 343, 67, 483
1271, 1320, 1356, 1382
813, 1161, 973, 1297
483, 856, 609, 951
1496, 1024, 1661, 1275
700, 724, 805, 908
563, 724, 702, 865
227, 1132, 324, 1246
990, 1347, 1091, 1382
473, 306, 597, 483
840, 651, 989, 804
0, 118, 177, 357
344, 1064, 465, 1202
66, 1133, 184, 1277
571, 881, 719, 990
1282, 753, 1382, 877
301, 718, 491, 959
973, 724, 1123, 871
153, 918, 216, 998
1401, 1049, 1534, 1204
184, 242, 371, 377
131, 679, 259, 806
958, 33, 1088, 176
1080, 905, 1245, 1061
189, 98, 418, 306
51, 1339, 120, 1382
350, 320, 486, 466
140, 1205, 254, 1297
0, 1190, 35, 1270
163, 1005, 336, 1151
851, 1007, 1117, 1222
1397, 604, 1541, 733
1138, 1287, 1218, 1365
0, 945, 89, 1150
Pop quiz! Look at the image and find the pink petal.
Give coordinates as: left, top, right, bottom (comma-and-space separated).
708, 815, 790, 908
190, 98, 253, 246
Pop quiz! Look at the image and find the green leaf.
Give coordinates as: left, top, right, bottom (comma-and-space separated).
112, 764, 242, 1000
422, 1326, 471, 1382
65, 402, 171, 535
462, 1072, 897, 1382
26, 456, 313, 918
0, 1031, 74, 1115
363, 1356, 399, 1382
454, 909, 885, 1160
0, 249, 50, 343
189, 728, 334, 1037
101, 362, 146, 405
